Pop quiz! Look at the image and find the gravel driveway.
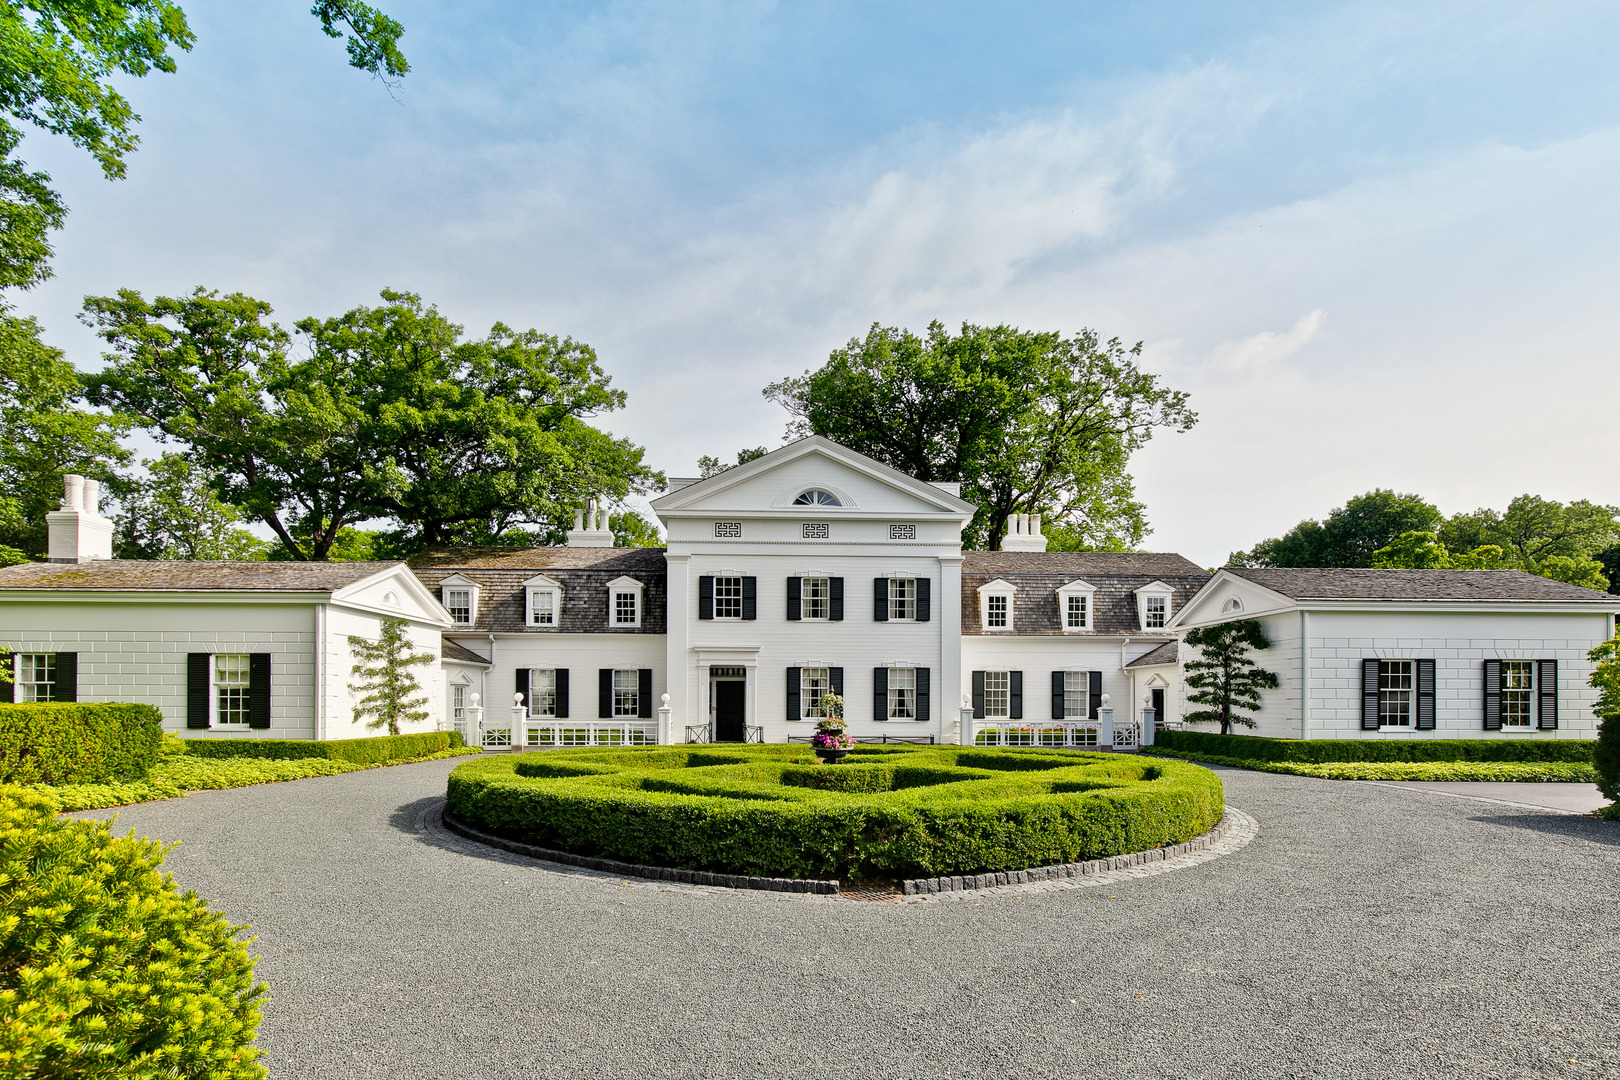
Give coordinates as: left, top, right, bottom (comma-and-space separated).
78, 760, 1619, 1080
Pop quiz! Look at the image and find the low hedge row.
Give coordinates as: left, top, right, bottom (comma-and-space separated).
447, 745, 1225, 882
0, 703, 164, 785
182, 730, 461, 764
1153, 729, 1595, 764
0, 785, 266, 1077
1147, 748, 1597, 783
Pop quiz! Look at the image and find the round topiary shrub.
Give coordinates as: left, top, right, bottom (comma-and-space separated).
446, 745, 1225, 881
0, 786, 267, 1078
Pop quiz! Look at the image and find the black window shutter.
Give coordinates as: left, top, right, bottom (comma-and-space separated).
830, 667, 844, 698
741, 577, 757, 620
698, 576, 714, 620
787, 577, 802, 621
515, 667, 530, 710
916, 668, 930, 721
0, 651, 12, 703
1482, 659, 1502, 730
786, 667, 801, 721
1538, 659, 1558, 729
598, 668, 613, 718
1089, 672, 1103, 719
1051, 671, 1065, 720
52, 652, 77, 703
556, 668, 570, 718
1416, 659, 1435, 730
1010, 671, 1023, 720
916, 578, 931, 622
873, 578, 888, 622
971, 671, 985, 718
638, 668, 654, 718
829, 577, 844, 621
248, 653, 271, 729
874, 667, 888, 720
187, 653, 210, 728
1361, 659, 1381, 730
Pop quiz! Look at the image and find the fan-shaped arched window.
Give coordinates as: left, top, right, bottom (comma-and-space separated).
1222, 597, 1243, 613
793, 489, 841, 506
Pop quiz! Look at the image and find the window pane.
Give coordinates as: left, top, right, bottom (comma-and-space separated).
1066, 595, 1088, 628
986, 594, 1008, 628
445, 589, 471, 624
1501, 660, 1534, 727
530, 669, 557, 717
802, 577, 830, 619
531, 591, 554, 625
984, 670, 1010, 717
889, 578, 915, 620
887, 667, 915, 720
1145, 596, 1168, 628
451, 684, 466, 722
18, 653, 54, 702
714, 577, 742, 619
614, 591, 638, 624
613, 669, 639, 716
1379, 661, 1413, 727
1063, 671, 1089, 718
801, 667, 830, 718
216, 653, 251, 726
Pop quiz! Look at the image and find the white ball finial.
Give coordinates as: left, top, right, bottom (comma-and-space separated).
514, 692, 525, 705
661, 693, 670, 704
1100, 693, 1111, 707
469, 693, 480, 706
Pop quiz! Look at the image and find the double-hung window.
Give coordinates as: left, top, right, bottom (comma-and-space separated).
1062, 671, 1089, 718
16, 654, 54, 702
443, 588, 472, 626
802, 577, 830, 620
801, 667, 831, 719
614, 591, 638, 625
983, 670, 1011, 718
713, 576, 743, 620
1501, 661, 1534, 729
1066, 595, 1089, 630
888, 578, 916, 621
530, 669, 558, 718
612, 669, 640, 717
1144, 596, 1168, 629
529, 591, 556, 626
214, 654, 252, 727
986, 595, 1009, 629
1378, 661, 1414, 728
887, 667, 916, 720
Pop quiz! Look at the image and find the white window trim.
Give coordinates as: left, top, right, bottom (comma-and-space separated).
1134, 581, 1174, 631
712, 575, 745, 621
886, 665, 917, 721
888, 576, 918, 622
982, 669, 1012, 719
1499, 660, 1536, 731
1056, 579, 1096, 632
15, 652, 54, 703
439, 573, 480, 628
528, 668, 559, 719
523, 573, 563, 628
606, 575, 645, 628
212, 652, 252, 730
1378, 659, 1416, 731
611, 668, 640, 717
1061, 669, 1090, 719
977, 579, 1017, 632
800, 575, 832, 622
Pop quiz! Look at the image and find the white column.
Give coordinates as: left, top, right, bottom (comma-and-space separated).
1100, 696, 1114, 750
656, 693, 673, 745
938, 552, 963, 745
957, 700, 974, 746
467, 694, 485, 749
510, 694, 528, 750
664, 554, 691, 742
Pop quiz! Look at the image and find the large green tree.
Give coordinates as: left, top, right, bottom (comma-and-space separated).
766, 321, 1194, 550
113, 452, 268, 560
1231, 489, 1442, 568
0, 1, 404, 291
84, 288, 659, 559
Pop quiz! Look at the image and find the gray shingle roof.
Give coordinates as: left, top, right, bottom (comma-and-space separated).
441, 639, 492, 665
1126, 640, 1179, 668
409, 547, 667, 634
0, 559, 401, 592
1225, 567, 1620, 603
961, 551, 1210, 636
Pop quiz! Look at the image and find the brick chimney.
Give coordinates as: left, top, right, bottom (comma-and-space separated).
47, 474, 114, 563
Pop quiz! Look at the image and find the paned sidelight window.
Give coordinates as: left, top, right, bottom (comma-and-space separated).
1378, 661, 1414, 728
16, 653, 55, 702
612, 669, 640, 717
1501, 661, 1534, 729
986, 595, 1008, 628
887, 667, 916, 720
1144, 596, 1168, 629
713, 576, 743, 620
215, 654, 252, 727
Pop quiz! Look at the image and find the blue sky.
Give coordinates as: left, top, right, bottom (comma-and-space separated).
14, 1, 1620, 563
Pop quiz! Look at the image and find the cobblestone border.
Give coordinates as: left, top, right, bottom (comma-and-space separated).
435, 802, 1254, 900
899, 809, 1241, 895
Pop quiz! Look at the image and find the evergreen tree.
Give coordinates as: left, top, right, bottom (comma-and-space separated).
1586, 634, 1620, 806
1184, 619, 1280, 736
347, 617, 434, 735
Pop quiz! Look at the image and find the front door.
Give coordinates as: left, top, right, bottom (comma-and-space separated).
715, 680, 746, 742
1151, 688, 1166, 725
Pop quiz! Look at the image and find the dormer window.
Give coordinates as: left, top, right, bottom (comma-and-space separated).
524, 573, 563, 628
438, 575, 480, 627
1056, 580, 1096, 631
606, 576, 645, 628
1135, 581, 1174, 630
793, 489, 841, 506
977, 579, 1017, 632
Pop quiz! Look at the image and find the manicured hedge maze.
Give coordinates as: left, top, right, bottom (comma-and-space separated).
446, 744, 1224, 882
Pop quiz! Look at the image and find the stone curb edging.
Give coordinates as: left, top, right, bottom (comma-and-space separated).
439, 808, 843, 895
897, 809, 1239, 896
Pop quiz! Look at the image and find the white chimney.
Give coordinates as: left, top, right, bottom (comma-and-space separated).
46, 473, 114, 563
564, 498, 615, 548
999, 512, 1048, 552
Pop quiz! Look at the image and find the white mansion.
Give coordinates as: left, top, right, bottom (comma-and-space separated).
1, 439, 1614, 746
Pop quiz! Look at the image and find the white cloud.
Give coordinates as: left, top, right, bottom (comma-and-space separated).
1210, 310, 1326, 375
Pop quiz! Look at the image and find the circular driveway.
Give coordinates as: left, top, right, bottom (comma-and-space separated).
80, 759, 1619, 1079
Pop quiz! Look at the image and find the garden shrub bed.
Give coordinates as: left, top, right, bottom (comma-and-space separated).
1153, 729, 1595, 764
1145, 748, 1597, 783
447, 745, 1224, 882
0, 702, 164, 785
181, 730, 461, 764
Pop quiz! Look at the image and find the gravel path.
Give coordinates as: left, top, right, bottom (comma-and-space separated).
78, 760, 1619, 1080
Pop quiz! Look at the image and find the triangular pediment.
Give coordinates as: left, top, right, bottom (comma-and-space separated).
331, 565, 453, 627
651, 436, 976, 519
1169, 570, 1297, 629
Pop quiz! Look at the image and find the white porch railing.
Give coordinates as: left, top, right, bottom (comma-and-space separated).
525, 720, 656, 748
973, 721, 1102, 749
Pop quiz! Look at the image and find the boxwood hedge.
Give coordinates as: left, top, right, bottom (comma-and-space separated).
0, 703, 164, 785
1153, 729, 1594, 764
445, 745, 1224, 882
182, 730, 462, 765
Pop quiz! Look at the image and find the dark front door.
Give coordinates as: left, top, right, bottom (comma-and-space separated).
715, 681, 746, 742
1151, 688, 1166, 725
